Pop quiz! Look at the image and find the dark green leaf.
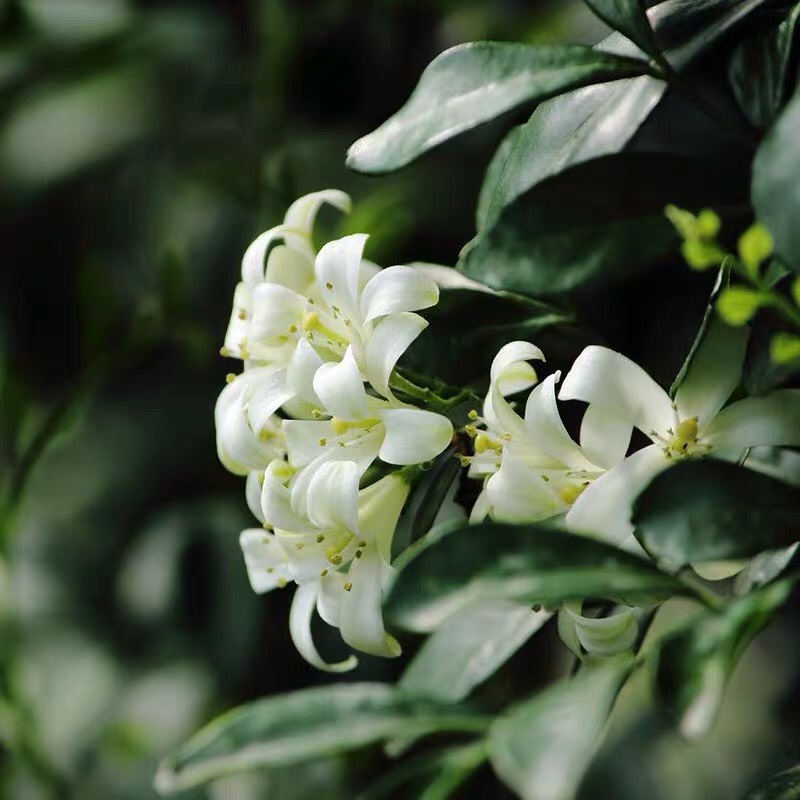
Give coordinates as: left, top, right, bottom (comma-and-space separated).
400, 602, 551, 703
489, 657, 633, 800
346, 43, 651, 173
745, 764, 800, 800
154, 683, 487, 793
476, 124, 522, 232
461, 154, 747, 295
653, 580, 793, 737
403, 284, 589, 384
387, 523, 689, 633
584, 0, 661, 59
753, 92, 800, 273
728, 5, 800, 130
633, 460, 800, 567
744, 305, 800, 394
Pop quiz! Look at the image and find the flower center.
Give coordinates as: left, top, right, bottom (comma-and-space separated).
655, 415, 709, 458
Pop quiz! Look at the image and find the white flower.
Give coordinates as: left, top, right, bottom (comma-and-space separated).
241, 461, 410, 669
222, 189, 351, 362
559, 323, 800, 554
468, 341, 631, 525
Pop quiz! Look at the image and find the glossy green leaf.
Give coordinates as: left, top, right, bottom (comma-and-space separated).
729, 4, 800, 130
753, 92, 800, 273
584, 0, 660, 58
652, 580, 793, 738
387, 523, 689, 633
745, 764, 800, 800
489, 657, 633, 800
346, 43, 651, 173
460, 153, 747, 295
400, 602, 551, 703
633, 460, 800, 568
154, 683, 487, 793
476, 124, 522, 232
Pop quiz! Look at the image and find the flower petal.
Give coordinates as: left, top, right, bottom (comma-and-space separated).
579, 403, 632, 470
364, 312, 427, 399
339, 545, 401, 658
284, 189, 351, 234
223, 283, 252, 358
289, 582, 358, 672
360, 265, 439, 323
523, 372, 593, 470
264, 245, 315, 294
315, 234, 367, 324
316, 571, 349, 627
239, 528, 292, 593
246, 471, 265, 523
286, 338, 324, 406
305, 460, 360, 533
566, 444, 667, 544
283, 420, 332, 467
559, 346, 674, 438
261, 461, 308, 532
357, 474, 410, 561
312, 347, 367, 421
564, 605, 638, 656
484, 341, 545, 437
378, 408, 453, 465
674, 320, 749, 427
246, 368, 293, 434
249, 283, 307, 344
704, 390, 800, 452
485, 456, 563, 523
241, 225, 313, 285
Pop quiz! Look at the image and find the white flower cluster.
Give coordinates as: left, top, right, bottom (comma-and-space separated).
215, 191, 454, 670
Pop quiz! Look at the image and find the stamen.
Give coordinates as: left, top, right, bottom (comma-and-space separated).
343, 582, 352, 592
225, 373, 236, 384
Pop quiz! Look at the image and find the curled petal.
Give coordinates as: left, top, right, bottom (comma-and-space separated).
559, 346, 674, 439
246, 471, 265, 523
360, 265, 439, 323
674, 319, 749, 428
484, 341, 545, 437
223, 283, 252, 359
246, 368, 293, 434
378, 408, 453, 465
524, 372, 592, 470
261, 461, 308, 532
579, 403, 632, 470
289, 583, 358, 672
339, 546, 401, 658
239, 528, 292, 593
284, 420, 333, 468
284, 189, 351, 234
566, 445, 667, 544
365, 312, 427, 399
242, 226, 312, 284
316, 234, 367, 324
562, 604, 638, 656
313, 346, 367, 421
357, 474, 410, 561
704, 390, 800, 453
485, 457, 563, 523
264, 245, 315, 294
306, 460, 360, 533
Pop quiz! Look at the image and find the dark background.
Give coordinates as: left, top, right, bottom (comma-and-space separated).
0, 1, 798, 798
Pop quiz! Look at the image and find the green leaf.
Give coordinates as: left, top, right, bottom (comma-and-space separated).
753, 92, 800, 273
728, 4, 800, 130
717, 286, 768, 326
154, 683, 487, 793
460, 154, 747, 295
584, 0, 661, 59
744, 764, 800, 800
400, 602, 551, 703
402, 284, 588, 385
738, 224, 774, 277
633, 460, 800, 567
387, 523, 690, 633
345, 43, 651, 173
476, 125, 522, 232
488, 657, 633, 800
652, 579, 793, 738
771, 332, 800, 365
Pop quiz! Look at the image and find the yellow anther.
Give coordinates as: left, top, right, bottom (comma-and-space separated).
294, 543, 304, 550
288, 324, 298, 333
474, 433, 502, 454
464, 424, 478, 437
276, 578, 287, 588
558, 482, 588, 505
258, 428, 274, 442
239, 343, 250, 359
359, 541, 367, 548
316, 534, 325, 543
266, 567, 274, 574
219, 346, 230, 357
320, 568, 328, 577
325, 281, 333, 290
459, 455, 472, 467
355, 550, 362, 558
343, 582, 352, 592
329, 554, 343, 566
318, 438, 327, 447
468, 409, 479, 420
311, 409, 323, 419
225, 373, 236, 383
237, 309, 247, 320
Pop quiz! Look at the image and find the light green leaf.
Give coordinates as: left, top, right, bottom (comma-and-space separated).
771, 332, 800, 365
400, 602, 551, 703
633, 460, 800, 567
716, 286, 767, 326
738, 224, 774, 277
488, 657, 633, 800
744, 764, 800, 799
652, 580, 793, 738
753, 92, 800, 273
387, 523, 689, 633
154, 683, 487, 793
346, 42, 651, 173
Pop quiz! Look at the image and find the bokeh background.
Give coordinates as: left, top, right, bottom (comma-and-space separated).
1, 1, 799, 798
